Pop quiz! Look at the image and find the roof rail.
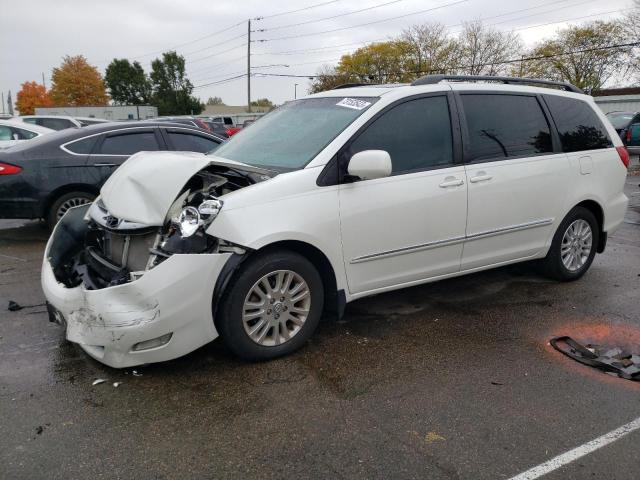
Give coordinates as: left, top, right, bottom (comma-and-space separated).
332, 83, 379, 90
411, 74, 583, 94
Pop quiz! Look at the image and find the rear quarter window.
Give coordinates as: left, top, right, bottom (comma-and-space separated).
544, 95, 612, 152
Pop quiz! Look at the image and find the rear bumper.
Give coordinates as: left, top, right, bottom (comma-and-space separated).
603, 192, 629, 235
41, 210, 233, 368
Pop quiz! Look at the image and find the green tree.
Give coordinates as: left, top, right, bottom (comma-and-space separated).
150, 51, 203, 115
206, 96, 225, 105
250, 98, 274, 108
104, 59, 151, 105
519, 21, 631, 91
309, 65, 352, 94
336, 41, 415, 84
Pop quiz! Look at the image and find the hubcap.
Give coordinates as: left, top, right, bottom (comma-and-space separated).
560, 219, 593, 272
57, 197, 91, 219
242, 270, 311, 347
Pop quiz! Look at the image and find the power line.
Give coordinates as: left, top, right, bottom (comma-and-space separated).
188, 43, 247, 64
252, 40, 640, 79
255, 0, 408, 33
254, 0, 342, 21
255, 0, 469, 42
193, 73, 247, 89
129, 21, 246, 60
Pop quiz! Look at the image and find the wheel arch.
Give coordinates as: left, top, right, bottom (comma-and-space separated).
574, 199, 606, 253
41, 183, 100, 218
212, 240, 345, 330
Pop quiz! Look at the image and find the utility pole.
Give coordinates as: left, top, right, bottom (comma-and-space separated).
247, 19, 252, 113
1, 92, 4, 114
294, 83, 298, 99
42, 72, 46, 88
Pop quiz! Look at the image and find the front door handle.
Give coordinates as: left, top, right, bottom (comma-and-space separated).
93, 163, 117, 167
439, 177, 464, 188
469, 174, 493, 183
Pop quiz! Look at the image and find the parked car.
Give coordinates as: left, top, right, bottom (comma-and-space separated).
153, 116, 212, 133
206, 115, 235, 127
42, 75, 629, 368
605, 111, 640, 154
19, 115, 83, 130
0, 119, 53, 149
0, 121, 225, 227
74, 117, 110, 127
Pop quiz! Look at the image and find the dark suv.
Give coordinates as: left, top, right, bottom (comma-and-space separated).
606, 111, 640, 153
0, 121, 224, 227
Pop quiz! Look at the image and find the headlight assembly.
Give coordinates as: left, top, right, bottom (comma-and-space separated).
174, 198, 223, 238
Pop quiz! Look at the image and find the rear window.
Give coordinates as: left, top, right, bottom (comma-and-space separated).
38, 118, 76, 131
65, 135, 98, 154
461, 94, 552, 162
606, 112, 635, 130
99, 131, 160, 155
544, 95, 612, 152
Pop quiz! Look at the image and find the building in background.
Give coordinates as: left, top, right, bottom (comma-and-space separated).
34, 105, 158, 120
593, 88, 640, 114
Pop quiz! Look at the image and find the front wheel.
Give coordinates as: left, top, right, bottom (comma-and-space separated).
217, 250, 324, 360
541, 206, 599, 281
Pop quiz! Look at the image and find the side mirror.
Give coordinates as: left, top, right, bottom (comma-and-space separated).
347, 150, 392, 181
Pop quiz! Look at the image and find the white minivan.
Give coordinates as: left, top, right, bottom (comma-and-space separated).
41, 75, 629, 368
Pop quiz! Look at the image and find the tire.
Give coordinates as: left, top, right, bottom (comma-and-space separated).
217, 250, 324, 361
46, 191, 95, 229
541, 206, 599, 281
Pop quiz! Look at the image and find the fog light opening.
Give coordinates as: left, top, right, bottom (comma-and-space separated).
132, 333, 173, 352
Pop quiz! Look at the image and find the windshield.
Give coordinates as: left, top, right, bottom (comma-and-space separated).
211, 97, 378, 170
606, 112, 634, 129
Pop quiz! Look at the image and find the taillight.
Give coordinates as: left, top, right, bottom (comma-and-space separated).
616, 146, 630, 169
626, 129, 632, 143
0, 163, 22, 175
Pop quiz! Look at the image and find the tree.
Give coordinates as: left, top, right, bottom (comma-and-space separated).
50, 55, 109, 106
250, 98, 274, 108
520, 21, 631, 91
401, 22, 459, 75
622, 1, 640, 83
206, 96, 225, 105
104, 59, 151, 105
150, 51, 203, 115
16, 81, 53, 115
336, 41, 415, 84
455, 21, 522, 76
309, 65, 352, 94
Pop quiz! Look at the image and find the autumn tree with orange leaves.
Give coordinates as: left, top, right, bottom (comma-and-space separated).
16, 81, 53, 115
50, 55, 109, 106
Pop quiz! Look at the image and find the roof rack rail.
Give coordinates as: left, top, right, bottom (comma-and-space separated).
410, 74, 583, 94
332, 83, 379, 89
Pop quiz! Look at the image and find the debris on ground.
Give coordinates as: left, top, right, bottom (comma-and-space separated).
113, 382, 122, 387
551, 336, 640, 381
8, 300, 46, 311
92, 379, 107, 386
35, 426, 43, 435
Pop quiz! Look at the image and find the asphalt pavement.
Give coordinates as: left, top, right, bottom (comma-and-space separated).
1, 175, 639, 480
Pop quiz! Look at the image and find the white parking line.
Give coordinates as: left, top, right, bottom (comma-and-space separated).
508, 416, 640, 480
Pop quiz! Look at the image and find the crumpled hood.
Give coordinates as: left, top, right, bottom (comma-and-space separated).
100, 151, 254, 225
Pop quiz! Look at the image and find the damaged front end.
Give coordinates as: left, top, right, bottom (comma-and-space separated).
54, 165, 258, 290
42, 156, 272, 368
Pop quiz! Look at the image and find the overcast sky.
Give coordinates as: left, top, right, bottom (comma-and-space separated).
0, 0, 634, 109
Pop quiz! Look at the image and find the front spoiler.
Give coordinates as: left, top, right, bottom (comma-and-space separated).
41, 209, 233, 368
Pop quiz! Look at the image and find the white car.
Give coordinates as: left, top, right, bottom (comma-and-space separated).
0, 120, 53, 149
18, 115, 109, 130
41, 75, 630, 368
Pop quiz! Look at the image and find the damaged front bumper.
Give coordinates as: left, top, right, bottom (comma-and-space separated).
41, 205, 233, 368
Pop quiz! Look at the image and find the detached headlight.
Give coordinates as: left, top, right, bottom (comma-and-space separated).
175, 198, 223, 238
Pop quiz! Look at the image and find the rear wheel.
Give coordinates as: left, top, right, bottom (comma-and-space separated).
217, 250, 324, 360
541, 206, 599, 281
46, 191, 95, 229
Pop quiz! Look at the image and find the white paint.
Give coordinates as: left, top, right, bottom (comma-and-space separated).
508, 416, 640, 480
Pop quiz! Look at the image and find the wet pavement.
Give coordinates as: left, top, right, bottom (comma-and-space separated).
1, 176, 639, 480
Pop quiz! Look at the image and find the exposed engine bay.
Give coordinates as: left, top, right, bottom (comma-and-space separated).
50, 165, 271, 290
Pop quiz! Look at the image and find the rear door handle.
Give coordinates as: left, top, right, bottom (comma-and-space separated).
439, 178, 464, 188
469, 174, 493, 183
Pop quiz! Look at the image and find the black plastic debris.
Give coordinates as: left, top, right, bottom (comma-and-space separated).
7, 300, 45, 311
551, 336, 640, 381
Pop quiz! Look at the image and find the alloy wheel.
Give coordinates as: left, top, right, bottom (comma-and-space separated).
560, 219, 593, 272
